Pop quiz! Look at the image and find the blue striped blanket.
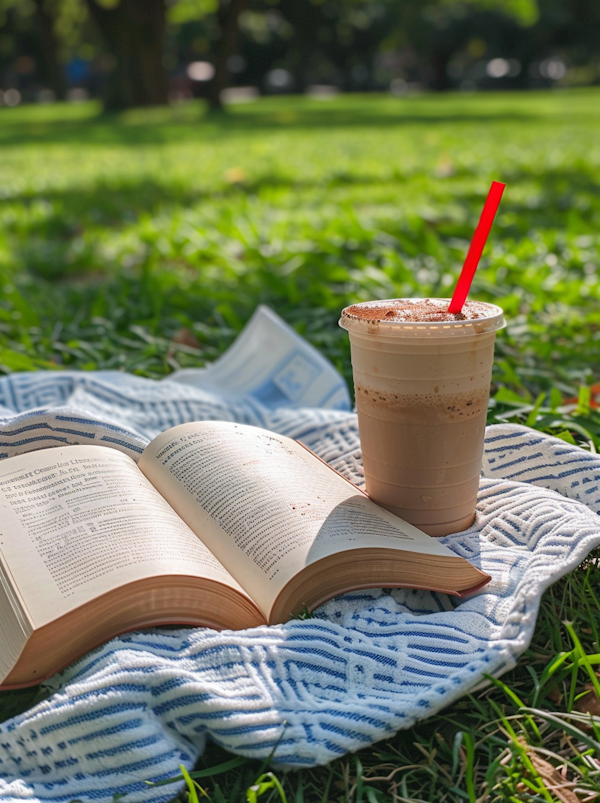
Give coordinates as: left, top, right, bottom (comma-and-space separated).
0, 307, 599, 803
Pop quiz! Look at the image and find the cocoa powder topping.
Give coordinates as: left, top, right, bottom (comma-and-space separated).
343, 298, 493, 323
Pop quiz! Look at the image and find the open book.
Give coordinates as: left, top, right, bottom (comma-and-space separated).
0, 421, 490, 688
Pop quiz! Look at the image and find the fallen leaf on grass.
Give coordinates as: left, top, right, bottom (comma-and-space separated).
224, 167, 247, 184
518, 737, 581, 803
170, 328, 202, 350
434, 157, 456, 178
574, 685, 600, 717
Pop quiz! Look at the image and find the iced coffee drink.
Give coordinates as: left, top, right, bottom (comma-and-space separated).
339, 298, 505, 537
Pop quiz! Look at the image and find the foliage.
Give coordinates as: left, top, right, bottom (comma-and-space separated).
0, 90, 600, 800
168, 0, 218, 26
448, 0, 539, 26
0, 0, 576, 107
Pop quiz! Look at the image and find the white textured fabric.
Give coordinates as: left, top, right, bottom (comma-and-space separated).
0, 311, 599, 803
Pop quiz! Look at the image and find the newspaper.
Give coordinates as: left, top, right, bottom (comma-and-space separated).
167, 305, 351, 411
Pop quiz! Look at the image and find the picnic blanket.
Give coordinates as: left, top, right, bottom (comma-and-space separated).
1, 305, 600, 803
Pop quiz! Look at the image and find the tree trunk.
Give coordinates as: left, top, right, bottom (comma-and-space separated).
429, 46, 453, 91
85, 0, 168, 110
206, 0, 247, 111
33, 0, 67, 100
279, 0, 318, 93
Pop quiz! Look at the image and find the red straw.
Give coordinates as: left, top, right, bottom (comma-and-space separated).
447, 180, 506, 313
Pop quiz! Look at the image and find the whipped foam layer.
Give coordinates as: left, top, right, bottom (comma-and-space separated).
343, 299, 493, 324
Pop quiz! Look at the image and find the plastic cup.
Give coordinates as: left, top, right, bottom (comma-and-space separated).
339, 299, 505, 536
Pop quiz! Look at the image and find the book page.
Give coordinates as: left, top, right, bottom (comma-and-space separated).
139, 422, 455, 617
0, 445, 250, 628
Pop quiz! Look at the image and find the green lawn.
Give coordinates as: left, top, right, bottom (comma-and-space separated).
2, 90, 600, 801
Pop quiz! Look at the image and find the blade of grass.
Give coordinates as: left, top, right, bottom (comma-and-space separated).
146, 755, 249, 786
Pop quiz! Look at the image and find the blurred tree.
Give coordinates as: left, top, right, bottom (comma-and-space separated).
273, 0, 396, 92
1, 0, 598, 109
229, 0, 539, 94
426, 0, 538, 88
206, 0, 246, 109
84, 0, 168, 109
0, 0, 91, 99
32, 0, 66, 98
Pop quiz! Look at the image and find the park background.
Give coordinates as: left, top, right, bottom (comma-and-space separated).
1, 0, 600, 801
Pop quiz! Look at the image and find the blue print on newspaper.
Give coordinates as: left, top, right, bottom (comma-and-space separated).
252, 351, 322, 407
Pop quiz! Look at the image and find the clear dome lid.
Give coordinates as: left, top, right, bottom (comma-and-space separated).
339, 298, 505, 338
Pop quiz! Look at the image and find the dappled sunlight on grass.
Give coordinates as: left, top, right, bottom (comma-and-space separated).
2, 91, 600, 800
1, 91, 599, 395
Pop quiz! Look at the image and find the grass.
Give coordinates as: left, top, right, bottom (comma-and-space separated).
1, 89, 600, 801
